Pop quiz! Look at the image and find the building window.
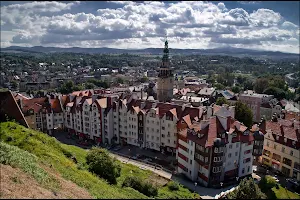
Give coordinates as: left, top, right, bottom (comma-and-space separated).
290, 151, 293, 156
242, 168, 245, 174
228, 153, 231, 158
282, 147, 285, 153
205, 157, 208, 163
162, 134, 165, 138
190, 160, 192, 164
236, 143, 239, 147
243, 158, 251, 163
247, 166, 250, 172
229, 144, 232, 149
162, 126, 165, 130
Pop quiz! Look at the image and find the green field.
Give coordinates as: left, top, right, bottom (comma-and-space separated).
0, 121, 199, 199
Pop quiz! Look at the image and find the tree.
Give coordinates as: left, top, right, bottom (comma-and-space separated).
236, 75, 246, 85
254, 78, 269, 93
268, 75, 288, 91
231, 86, 241, 94
85, 82, 95, 89
86, 147, 121, 184
216, 97, 229, 106
11, 80, 18, 90
116, 77, 124, 84
235, 101, 253, 127
207, 70, 214, 78
226, 178, 266, 199
214, 83, 225, 90
243, 79, 254, 90
263, 87, 286, 100
139, 76, 149, 83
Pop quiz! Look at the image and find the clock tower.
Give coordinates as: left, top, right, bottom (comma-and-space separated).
157, 38, 174, 102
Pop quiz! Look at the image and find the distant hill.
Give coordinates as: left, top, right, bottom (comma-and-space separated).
1, 46, 299, 60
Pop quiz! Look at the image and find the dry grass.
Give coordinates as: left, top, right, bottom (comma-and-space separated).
0, 164, 92, 199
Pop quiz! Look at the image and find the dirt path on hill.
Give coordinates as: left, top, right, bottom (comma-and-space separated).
0, 164, 93, 199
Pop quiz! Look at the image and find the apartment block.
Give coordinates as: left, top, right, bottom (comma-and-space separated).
261, 116, 300, 181
177, 105, 262, 187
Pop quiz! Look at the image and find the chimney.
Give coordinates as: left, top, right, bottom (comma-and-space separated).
107, 97, 112, 108
227, 116, 231, 131
280, 125, 284, 136
18, 99, 23, 109
141, 101, 145, 109
182, 104, 186, 111
296, 129, 300, 140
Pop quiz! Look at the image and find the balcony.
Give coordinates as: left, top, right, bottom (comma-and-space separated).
272, 153, 281, 162
263, 149, 271, 157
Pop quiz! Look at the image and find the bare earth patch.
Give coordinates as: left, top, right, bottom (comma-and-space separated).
146, 173, 169, 187
0, 164, 93, 199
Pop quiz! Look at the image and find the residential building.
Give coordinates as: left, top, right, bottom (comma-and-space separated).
261, 116, 300, 181
239, 90, 274, 122
176, 105, 259, 187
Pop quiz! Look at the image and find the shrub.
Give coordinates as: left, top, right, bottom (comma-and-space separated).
167, 181, 179, 191
86, 147, 121, 184
122, 176, 158, 197
227, 178, 266, 199
259, 175, 276, 192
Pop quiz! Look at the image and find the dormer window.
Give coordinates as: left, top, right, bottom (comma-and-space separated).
232, 133, 237, 138
292, 141, 296, 146
284, 137, 287, 143
243, 130, 249, 136
276, 135, 279, 140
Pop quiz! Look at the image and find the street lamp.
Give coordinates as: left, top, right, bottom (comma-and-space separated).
236, 177, 239, 182
194, 182, 197, 191
220, 182, 223, 188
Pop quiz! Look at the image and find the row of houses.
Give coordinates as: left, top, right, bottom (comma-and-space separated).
3, 89, 299, 187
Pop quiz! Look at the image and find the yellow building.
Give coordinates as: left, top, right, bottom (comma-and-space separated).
261, 117, 300, 181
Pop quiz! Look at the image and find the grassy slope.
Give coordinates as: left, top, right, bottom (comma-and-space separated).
272, 185, 300, 199
0, 122, 199, 199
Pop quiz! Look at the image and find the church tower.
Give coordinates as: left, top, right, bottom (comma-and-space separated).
157, 38, 174, 102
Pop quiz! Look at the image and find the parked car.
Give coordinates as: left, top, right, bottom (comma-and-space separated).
253, 165, 257, 173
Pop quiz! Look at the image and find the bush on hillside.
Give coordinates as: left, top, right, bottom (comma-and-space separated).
122, 176, 158, 197
167, 181, 179, 191
227, 178, 266, 199
86, 147, 121, 184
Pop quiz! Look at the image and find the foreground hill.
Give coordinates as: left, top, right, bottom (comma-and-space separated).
0, 122, 199, 199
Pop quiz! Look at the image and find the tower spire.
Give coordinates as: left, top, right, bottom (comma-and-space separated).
162, 34, 170, 66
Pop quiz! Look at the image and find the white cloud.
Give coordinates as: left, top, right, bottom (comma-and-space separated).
0, 1, 299, 53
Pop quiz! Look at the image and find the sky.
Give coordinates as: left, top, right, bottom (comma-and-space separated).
1, 1, 299, 53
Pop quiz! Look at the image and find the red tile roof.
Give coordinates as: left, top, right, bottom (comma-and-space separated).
22, 97, 49, 113
50, 98, 63, 113
266, 119, 300, 149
